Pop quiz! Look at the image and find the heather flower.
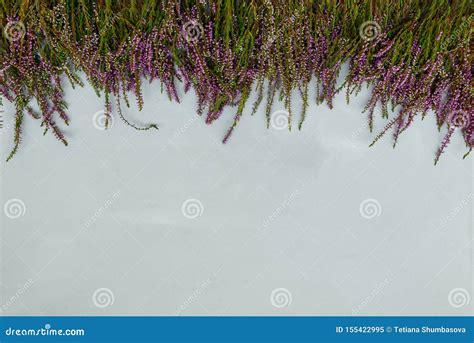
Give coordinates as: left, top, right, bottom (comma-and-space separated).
0, 1, 472, 163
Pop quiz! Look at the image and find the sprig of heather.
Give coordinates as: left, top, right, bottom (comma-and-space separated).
0, 0, 472, 163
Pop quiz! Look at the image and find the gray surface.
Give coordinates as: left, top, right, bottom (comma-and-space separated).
0, 74, 473, 316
